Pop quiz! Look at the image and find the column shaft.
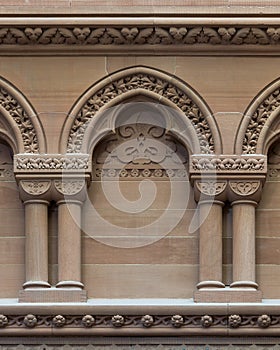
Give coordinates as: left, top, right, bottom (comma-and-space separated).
23, 200, 50, 289
197, 200, 224, 288
56, 200, 83, 288
231, 200, 257, 288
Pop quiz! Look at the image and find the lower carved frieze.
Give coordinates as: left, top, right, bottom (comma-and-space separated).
0, 345, 280, 350
0, 313, 279, 332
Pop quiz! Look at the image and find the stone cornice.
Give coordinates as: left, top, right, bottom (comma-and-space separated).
1, 17, 280, 55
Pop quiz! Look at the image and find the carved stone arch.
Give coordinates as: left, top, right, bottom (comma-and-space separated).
0, 76, 46, 153
60, 66, 222, 155
235, 77, 280, 155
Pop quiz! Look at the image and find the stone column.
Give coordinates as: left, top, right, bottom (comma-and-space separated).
56, 199, 83, 288
18, 180, 52, 295
193, 180, 226, 302
54, 179, 87, 300
197, 199, 225, 289
229, 180, 262, 300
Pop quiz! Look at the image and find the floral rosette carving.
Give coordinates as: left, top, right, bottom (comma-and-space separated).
257, 315, 271, 328
82, 315, 95, 328
52, 315, 66, 328
111, 315, 125, 327
0, 315, 8, 328
228, 314, 242, 328
141, 315, 154, 328
171, 315, 184, 328
23, 314, 37, 328
201, 315, 213, 328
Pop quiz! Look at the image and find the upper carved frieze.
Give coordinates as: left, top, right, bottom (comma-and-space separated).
14, 154, 91, 173
190, 155, 267, 174
1, 26, 280, 47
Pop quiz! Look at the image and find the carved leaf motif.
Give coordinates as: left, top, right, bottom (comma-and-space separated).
58, 28, 76, 44
203, 27, 221, 44
218, 27, 236, 43
21, 180, 51, 195
134, 27, 154, 44
37, 28, 58, 44
105, 28, 126, 44
231, 28, 250, 44
24, 28, 42, 43
0, 28, 8, 43
184, 27, 203, 44
7, 28, 29, 44
120, 27, 139, 42
153, 27, 173, 44
229, 181, 260, 196
250, 28, 269, 44
86, 28, 106, 44
54, 180, 85, 195
267, 27, 280, 42
196, 181, 227, 196
73, 27, 91, 43
169, 27, 187, 41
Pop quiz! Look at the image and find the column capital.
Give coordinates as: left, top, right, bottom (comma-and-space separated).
193, 179, 227, 202
53, 178, 87, 202
228, 179, 263, 203
18, 179, 52, 202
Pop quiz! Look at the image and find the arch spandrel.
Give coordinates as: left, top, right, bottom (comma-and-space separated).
60, 66, 222, 156
0, 76, 46, 154
235, 77, 280, 156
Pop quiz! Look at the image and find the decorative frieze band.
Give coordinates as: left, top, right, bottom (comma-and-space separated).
0, 313, 277, 332
190, 155, 267, 174
1, 26, 280, 50
14, 154, 91, 173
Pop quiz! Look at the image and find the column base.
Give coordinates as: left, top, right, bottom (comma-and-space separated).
194, 286, 262, 303
18, 288, 87, 303
23, 281, 51, 289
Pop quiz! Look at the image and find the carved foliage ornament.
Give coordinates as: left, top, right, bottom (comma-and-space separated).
0, 313, 276, 330
54, 180, 85, 196
229, 181, 261, 196
0, 87, 38, 153
196, 181, 227, 196
1, 26, 280, 47
14, 154, 90, 172
20, 180, 51, 195
190, 156, 266, 172
242, 87, 280, 154
68, 73, 214, 154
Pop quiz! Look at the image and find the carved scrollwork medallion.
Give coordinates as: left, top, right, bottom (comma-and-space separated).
196, 181, 227, 196
229, 181, 261, 196
54, 180, 85, 196
20, 180, 51, 195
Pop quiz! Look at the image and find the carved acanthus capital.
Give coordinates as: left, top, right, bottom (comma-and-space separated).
19, 180, 51, 201
228, 180, 262, 202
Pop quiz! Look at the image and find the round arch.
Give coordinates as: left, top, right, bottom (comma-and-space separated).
235, 77, 280, 155
0, 76, 46, 153
60, 66, 222, 155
